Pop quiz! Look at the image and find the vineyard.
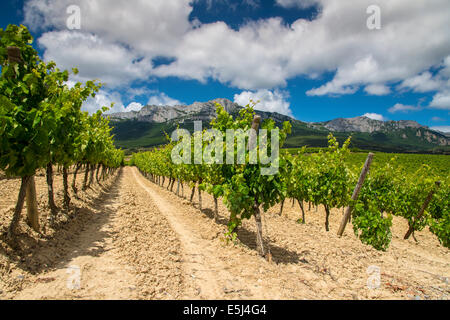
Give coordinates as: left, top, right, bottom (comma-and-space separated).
131, 104, 449, 253
0, 25, 124, 242
0, 24, 449, 300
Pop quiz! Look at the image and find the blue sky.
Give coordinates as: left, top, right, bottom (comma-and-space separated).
1, 0, 449, 131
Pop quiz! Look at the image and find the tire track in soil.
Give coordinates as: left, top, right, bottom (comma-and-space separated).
131, 167, 259, 299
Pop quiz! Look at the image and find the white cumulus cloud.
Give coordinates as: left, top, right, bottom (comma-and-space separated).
430, 125, 450, 133
82, 91, 147, 114
364, 84, 390, 96
398, 72, 442, 93
275, 0, 320, 9
38, 31, 153, 88
25, 0, 193, 56
429, 90, 450, 110
125, 102, 144, 112
82, 90, 122, 114
234, 89, 292, 116
362, 113, 386, 121
23, 0, 450, 111
388, 103, 422, 113
147, 93, 183, 106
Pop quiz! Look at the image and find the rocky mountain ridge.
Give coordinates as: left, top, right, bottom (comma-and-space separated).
107, 98, 449, 147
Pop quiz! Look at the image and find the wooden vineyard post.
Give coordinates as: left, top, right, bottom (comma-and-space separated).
247, 115, 267, 257
337, 152, 374, 237
181, 181, 184, 197
253, 200, 266, 257
63, 166, 71, 211
214, 197, 219, 222
190, 185, 195, 202
279, 199, 285, 216
248, 115, 261, 152
26, 175, 40, 232
198, 181, 202, 210
404, 181, 441, 240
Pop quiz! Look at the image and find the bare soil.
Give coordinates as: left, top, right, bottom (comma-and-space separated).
0, 166, 448, 300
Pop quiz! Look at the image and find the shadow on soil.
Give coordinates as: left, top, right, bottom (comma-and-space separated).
0, 169, 123, 275
200, 207, 301, 265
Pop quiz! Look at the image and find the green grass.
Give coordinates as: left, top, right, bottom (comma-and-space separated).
345, 152, 449, 179
284, 147, 449, 180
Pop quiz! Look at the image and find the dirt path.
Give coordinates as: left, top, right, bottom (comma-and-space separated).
132, 168, 223, 298
130, 167, 327, 299
131, 167, 266, 299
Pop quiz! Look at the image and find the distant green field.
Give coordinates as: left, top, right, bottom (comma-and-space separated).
284, 148, 449, 180
346, 152, 449, 179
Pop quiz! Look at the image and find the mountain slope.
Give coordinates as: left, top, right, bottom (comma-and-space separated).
107, 98, 450, 154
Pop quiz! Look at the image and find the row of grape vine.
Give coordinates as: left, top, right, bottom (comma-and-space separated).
0, 25, 124, 242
